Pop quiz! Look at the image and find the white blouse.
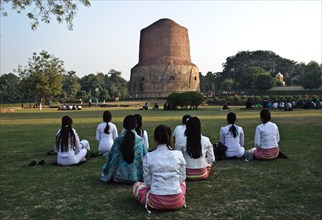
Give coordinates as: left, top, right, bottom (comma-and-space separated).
175, 135, 215, 169
173, 125, 186, 142
220, 124, 244, 152
96, 122, 118, 153
143, 144, 186, 195
254, 121, 280, 149
56, 128, 81, 155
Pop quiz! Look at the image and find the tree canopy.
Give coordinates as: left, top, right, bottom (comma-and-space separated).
1, 0, 91, 30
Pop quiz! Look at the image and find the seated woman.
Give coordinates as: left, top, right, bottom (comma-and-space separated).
133, 125, 186, 212
134, 114, 149, 150
175, 117, 215, 180
55, 116, 90, 166
245, 109, 280, 161
96, 111, 118, 156
100, 115, 147, 184
220, 112, 245, 158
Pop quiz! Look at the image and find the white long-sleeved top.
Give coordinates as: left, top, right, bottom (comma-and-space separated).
96, 122, 118, 153
220, 124, 244, 152
175, 135, 215, 169
254, 121, 280, 149
143, 144, 186, 195
56, 128, 81, 154
173, 125, 186, 142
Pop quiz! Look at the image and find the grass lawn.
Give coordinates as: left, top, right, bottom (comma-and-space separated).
0, 106, 321, 219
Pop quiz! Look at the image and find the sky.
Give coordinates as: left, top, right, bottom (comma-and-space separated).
1, 1, 321, 81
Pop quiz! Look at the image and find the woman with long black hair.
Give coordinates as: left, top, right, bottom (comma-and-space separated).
133, 125, 186, 212
96, 110, 118, 156
220, 112, 245, 158
55, 116, 90, 166
100, 115, 147, 184
134, 114, 149, 150
175, 117, 215, 181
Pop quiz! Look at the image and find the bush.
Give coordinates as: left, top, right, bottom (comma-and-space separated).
167, 91, 205, 109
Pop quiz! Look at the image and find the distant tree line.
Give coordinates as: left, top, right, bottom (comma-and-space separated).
200, 50, 322, 95
0, 51, 128, 104
1, 50, 321, 104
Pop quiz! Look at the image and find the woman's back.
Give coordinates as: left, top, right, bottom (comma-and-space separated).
96, 122, 118, 152
220, 124, 244, 151
175, 135, 214, 169
144, 144, 185, 195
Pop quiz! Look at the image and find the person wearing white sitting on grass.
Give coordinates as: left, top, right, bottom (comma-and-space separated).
134, 114, 149, 150
96, 110, 118, 156
55, 115, 90, 166
245, 109, 280, 161
220, 112, 245, 158
173, 115, 191, 145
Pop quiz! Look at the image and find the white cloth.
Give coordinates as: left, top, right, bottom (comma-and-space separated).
142, 130, 149, 150
173, 125, 186, 143
143, 144, 186, 195
56, 128, 89, 166
175, 135, 215, 169
220, 124, 245, 158
254, 122, 280, 149
96, 122, 118, 153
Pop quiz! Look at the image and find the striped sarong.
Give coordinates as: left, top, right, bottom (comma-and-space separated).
133, 182, 186, 210
186, 166, 211, 181
253, 146, 279, 160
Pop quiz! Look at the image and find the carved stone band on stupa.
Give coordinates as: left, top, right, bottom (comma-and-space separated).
130, 18, 200, 98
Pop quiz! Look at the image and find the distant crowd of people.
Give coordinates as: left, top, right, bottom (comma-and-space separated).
53, 108, 283, 212
245, 98, 322, 110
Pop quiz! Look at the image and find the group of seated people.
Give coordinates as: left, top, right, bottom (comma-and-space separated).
246, 98, 322, 110
54, 109, 281, 212
58, 104, 82, 111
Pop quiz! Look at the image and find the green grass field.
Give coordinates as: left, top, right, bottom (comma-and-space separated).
0, 106, 321, 219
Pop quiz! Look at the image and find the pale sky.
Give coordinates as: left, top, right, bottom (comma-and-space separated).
1, 1, 321, 80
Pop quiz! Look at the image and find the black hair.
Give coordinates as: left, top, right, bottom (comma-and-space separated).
185, 117, 202, 159
260, 109, 271, 124
120, 115, 137, 164
55, 115, 76, 152
134, 114, 144, 137
154, 125, 172, 149
227, 112, 238, 138
103, 110, 112, 134
182, 115, 192, 125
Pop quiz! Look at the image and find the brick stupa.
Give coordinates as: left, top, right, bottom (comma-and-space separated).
130, 18, 200, 98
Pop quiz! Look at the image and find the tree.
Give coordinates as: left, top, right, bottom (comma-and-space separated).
18, 50, 64, 101
1, 0, 90, 30
221, 50, 297, 88
0, 73, 22, 103
255, 73, 274, 90
221, 78, 235, 93
239, 66, 268, 91
300, 61, 322, 90
62, 71, 81, 100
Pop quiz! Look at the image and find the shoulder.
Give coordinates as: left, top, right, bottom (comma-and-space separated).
201, 135, 212, 145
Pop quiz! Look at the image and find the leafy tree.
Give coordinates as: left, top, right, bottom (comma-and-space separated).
255, 73, 274, 90
18, 50, 64, 102
1, 0, 91, 30
187, 91, 205, 109
0, 73, 22, 103
221, 50, 297, 88
79, 73, 101, 99
105, 69, 128, 99
62, 71, 81, 100
221, 78, 235, 93
239, 66, 267, 91
300, 61, 322, 89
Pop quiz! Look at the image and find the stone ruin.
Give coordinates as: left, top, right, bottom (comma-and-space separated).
130, 18, 200, 98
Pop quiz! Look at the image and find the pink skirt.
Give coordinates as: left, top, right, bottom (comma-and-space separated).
253, 146, 279, 160
186, 166, 211, 181
133, 182, 186, 210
